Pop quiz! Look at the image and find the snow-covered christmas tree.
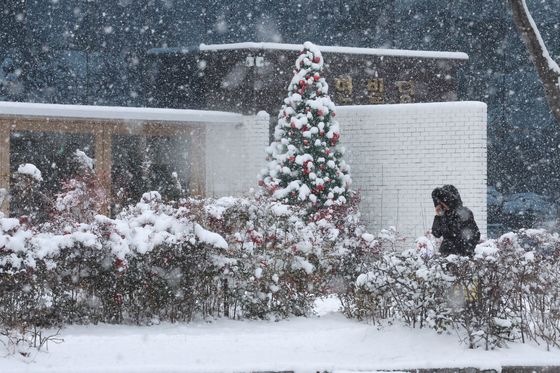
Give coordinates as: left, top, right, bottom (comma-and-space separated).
259, 42, 352, 211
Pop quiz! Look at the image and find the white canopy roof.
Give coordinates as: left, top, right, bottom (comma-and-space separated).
0, 101, 243, 125
150, 42, 468, 61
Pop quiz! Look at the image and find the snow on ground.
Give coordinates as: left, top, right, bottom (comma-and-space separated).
2, 298, 560, 373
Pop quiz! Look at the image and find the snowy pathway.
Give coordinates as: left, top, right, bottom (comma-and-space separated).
2, 310, 560, 373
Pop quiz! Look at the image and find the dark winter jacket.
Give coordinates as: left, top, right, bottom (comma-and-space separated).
431, 185, 480, 257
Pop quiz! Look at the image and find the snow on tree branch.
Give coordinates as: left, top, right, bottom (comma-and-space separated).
509, 0, 560, 123
521, 0, 560, 75
259, 42, 352, 212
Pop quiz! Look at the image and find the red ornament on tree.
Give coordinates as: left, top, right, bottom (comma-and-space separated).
114, 293, 124, 305
331, 133, 340, 146
115, 258, 128, 274
313, 56, 321, 63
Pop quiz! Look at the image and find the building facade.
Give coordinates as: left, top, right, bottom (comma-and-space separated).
0, 100, 487, 241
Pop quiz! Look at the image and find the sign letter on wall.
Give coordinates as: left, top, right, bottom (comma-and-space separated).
396, 80, 415, 103
335, 76, 353, 104
367, 78, 385, 104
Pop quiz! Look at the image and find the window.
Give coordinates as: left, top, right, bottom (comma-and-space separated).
111, 134, 192, 212
9, 131, 94, 220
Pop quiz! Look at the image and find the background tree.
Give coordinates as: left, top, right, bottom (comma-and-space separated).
508, 0, 560, 124
259, 42, 352, 212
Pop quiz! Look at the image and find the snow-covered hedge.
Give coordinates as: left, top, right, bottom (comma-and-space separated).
5, 185, 559, 351
0, 193, 367, 326
202, 193, 370, 319
351, 230, 560, 350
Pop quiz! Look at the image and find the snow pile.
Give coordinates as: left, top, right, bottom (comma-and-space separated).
16, 163, 42, 181
195, 223, 228, 249
74, 149, 94, 170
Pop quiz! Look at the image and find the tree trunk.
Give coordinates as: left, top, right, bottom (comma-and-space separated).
508, 0, 560, 124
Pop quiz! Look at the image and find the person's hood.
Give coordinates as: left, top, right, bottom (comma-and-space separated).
440, 184, 463, 210
432, 184, 463, 210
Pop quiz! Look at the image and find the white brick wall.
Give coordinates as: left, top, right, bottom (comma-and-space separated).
205, 111, 270, 197
203, 101, 487, 244
336, 102, 487, 242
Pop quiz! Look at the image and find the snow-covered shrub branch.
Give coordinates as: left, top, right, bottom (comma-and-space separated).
0, 326, 63, 359
201, 192, 368, 319
0, 192, 367, 326
352, 230, 560, 350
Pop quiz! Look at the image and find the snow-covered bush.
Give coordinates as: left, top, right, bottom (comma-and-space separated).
0, 195, 226, 326
53, 150, 106, 225
352, 247, 452, 330
0, 326, 62, 358
353, 231, 560, 350
201, 193, 368, 319
0, 192, 367, 326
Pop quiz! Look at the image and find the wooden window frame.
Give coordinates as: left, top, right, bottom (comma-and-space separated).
0, 116, 206, 215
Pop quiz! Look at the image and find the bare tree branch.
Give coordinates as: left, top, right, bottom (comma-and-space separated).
508, 0, 560, 124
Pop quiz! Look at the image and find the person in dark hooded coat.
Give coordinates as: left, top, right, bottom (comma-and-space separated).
431, 185, 480, 257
